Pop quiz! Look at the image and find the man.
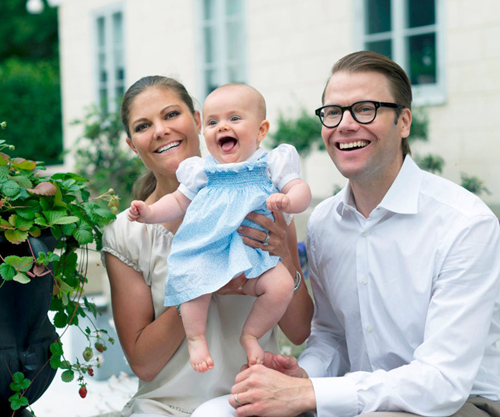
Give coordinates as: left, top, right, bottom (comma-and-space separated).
228, 51, 500, 417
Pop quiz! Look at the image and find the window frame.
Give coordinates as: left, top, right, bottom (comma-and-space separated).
92, 3, 126, 113
354, 0, 446, 106
194, 0, 248, 100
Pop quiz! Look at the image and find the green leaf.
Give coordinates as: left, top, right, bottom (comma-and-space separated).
53, 311, 69, 328
50, 354, 61, 369
1, 180, 21, 197
61, 369, 74, 383
50, 341, 64, 356
73, 228, 93, 245
4, 255, 34, 272
52, 215, 79, 225
12, 372, 25, 384
11, 158, 37, 171
13, 175, 33, 189
13, 273, 31, 284
13, 215, 33, 231
16, 208, 36, 220
4, 229, 28, 244
93, 208, 116, 220
0, 263, 17, 280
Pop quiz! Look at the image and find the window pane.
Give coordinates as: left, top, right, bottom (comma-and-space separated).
408, 33, 436, 85
203, 26, 215, 64
226, 20, 243, 61
365, 0, 391, 34
226, 0, 243, 16
205, 69, 218, 96
112, 12, 123, 44
366, 39, 392, 59
228, 65, 244, 84
408, 0, 435, 28
97, 17, 105, 47
203, 0, 215, 20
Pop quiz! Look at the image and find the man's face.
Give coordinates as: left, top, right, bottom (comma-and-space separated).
321, 71, 411, 189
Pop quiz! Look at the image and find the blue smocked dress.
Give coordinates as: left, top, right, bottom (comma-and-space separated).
164, 145, 300, 306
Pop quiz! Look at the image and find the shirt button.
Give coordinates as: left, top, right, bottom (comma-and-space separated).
361, 231, 369, 237
362, 278, 368, 285
366, 325, 373, 333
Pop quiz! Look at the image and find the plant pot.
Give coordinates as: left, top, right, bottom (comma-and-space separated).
0, 234, 59, 415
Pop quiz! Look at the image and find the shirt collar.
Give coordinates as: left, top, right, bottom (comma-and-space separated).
337, 156, 422, 216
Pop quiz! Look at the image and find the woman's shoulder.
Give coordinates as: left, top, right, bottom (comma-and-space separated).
101, 209, 174, 274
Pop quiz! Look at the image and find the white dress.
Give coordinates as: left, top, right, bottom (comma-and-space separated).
101, 213, 280, 416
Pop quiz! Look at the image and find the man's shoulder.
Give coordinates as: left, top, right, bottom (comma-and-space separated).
420, 171, 495, 219
308, 193, 343, 227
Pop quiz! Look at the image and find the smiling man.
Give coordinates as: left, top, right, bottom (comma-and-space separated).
227, 51, 500, 417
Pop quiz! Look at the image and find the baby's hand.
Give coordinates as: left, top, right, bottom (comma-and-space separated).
266, 193, 292, 212
128, 200, 151, 222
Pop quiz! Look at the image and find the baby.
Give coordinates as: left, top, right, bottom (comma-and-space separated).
129, 83, 311, 372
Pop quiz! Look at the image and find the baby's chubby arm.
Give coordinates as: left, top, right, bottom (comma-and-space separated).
128, 190, 191, 223
266, 179, 311, 214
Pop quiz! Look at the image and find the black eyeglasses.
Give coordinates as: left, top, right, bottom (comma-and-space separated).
315, 101, 404, 128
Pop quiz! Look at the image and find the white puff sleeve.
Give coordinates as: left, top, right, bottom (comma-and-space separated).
267, 144, 302, 191
176, 156, 208, 200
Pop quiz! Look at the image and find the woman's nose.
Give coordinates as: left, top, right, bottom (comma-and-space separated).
154, 121, 171, 138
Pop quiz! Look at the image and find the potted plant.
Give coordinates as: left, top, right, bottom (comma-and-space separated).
0, 121, 119, 416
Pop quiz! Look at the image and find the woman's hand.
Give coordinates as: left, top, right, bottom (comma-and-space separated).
215, 274, 247, 296
238, 211, 291, 264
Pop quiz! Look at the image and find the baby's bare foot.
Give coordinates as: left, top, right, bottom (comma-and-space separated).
240, 334, 264, 366
187, 337, 214, 373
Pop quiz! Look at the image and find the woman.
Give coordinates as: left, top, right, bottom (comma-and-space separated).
101, 75, 313, 416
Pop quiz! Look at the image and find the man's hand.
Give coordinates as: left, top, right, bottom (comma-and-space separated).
267, 193, 292, 212
240, 352, 307, 378
229, 363, 315, 416
128, 200, 151, 222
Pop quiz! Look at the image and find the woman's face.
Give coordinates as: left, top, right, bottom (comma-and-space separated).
126, 86, 201, 177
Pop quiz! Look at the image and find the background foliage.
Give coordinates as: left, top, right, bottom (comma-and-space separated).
0, 0, 62, 165
72, 106, 144, 211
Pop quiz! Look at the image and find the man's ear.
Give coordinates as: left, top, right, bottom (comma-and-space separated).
257, 120, 270, 144
126, 137, 139, 155
398, 108, 412, 139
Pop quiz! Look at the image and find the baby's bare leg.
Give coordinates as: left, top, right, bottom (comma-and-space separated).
241, 262, 294, 366
180, 294, 214, 373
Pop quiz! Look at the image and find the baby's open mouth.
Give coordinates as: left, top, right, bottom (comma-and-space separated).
218, 136, 237, 152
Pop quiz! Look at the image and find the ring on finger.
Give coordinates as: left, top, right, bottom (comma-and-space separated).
262, 232, 270, 246
234, 393, 241, 406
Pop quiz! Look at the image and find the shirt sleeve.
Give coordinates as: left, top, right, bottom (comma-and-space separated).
176, 156, 207, 200
304, 214, 500, 417
267, 144, 301, 191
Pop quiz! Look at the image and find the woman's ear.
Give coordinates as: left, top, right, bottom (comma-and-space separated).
194, 110, 202, 133
257, 120, 270, 144
126, 137, 139, 155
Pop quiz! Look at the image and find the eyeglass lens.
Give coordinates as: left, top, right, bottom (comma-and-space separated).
321, 101, 378, 127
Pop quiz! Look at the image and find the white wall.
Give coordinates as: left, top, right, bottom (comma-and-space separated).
58, 0, 500, 212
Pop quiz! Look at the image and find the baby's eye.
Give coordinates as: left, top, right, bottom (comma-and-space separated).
230, 116, 241, 122
134, 123, 149, 133
207, 120, 217, 126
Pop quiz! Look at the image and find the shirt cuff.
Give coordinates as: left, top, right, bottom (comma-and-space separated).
311, 377, 358, 417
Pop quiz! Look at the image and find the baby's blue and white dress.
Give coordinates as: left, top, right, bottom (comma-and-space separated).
164, 144, 301, 307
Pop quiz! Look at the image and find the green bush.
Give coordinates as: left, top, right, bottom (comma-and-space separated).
0, 57, 62, 165
72, 105, 144, 211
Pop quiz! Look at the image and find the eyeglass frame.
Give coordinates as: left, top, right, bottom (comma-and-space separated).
314, 101, 405, 128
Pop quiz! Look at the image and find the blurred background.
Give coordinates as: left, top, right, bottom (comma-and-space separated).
2, 0, 500, 414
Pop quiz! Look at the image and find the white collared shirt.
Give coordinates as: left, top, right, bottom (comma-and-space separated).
300, 156, 500, 416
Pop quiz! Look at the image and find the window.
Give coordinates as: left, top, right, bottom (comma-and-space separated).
196, 0, 247, 98
356, 0, 445, 105
94, 6, 125, 113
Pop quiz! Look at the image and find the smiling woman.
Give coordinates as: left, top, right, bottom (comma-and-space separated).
101, 76, 313, 416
